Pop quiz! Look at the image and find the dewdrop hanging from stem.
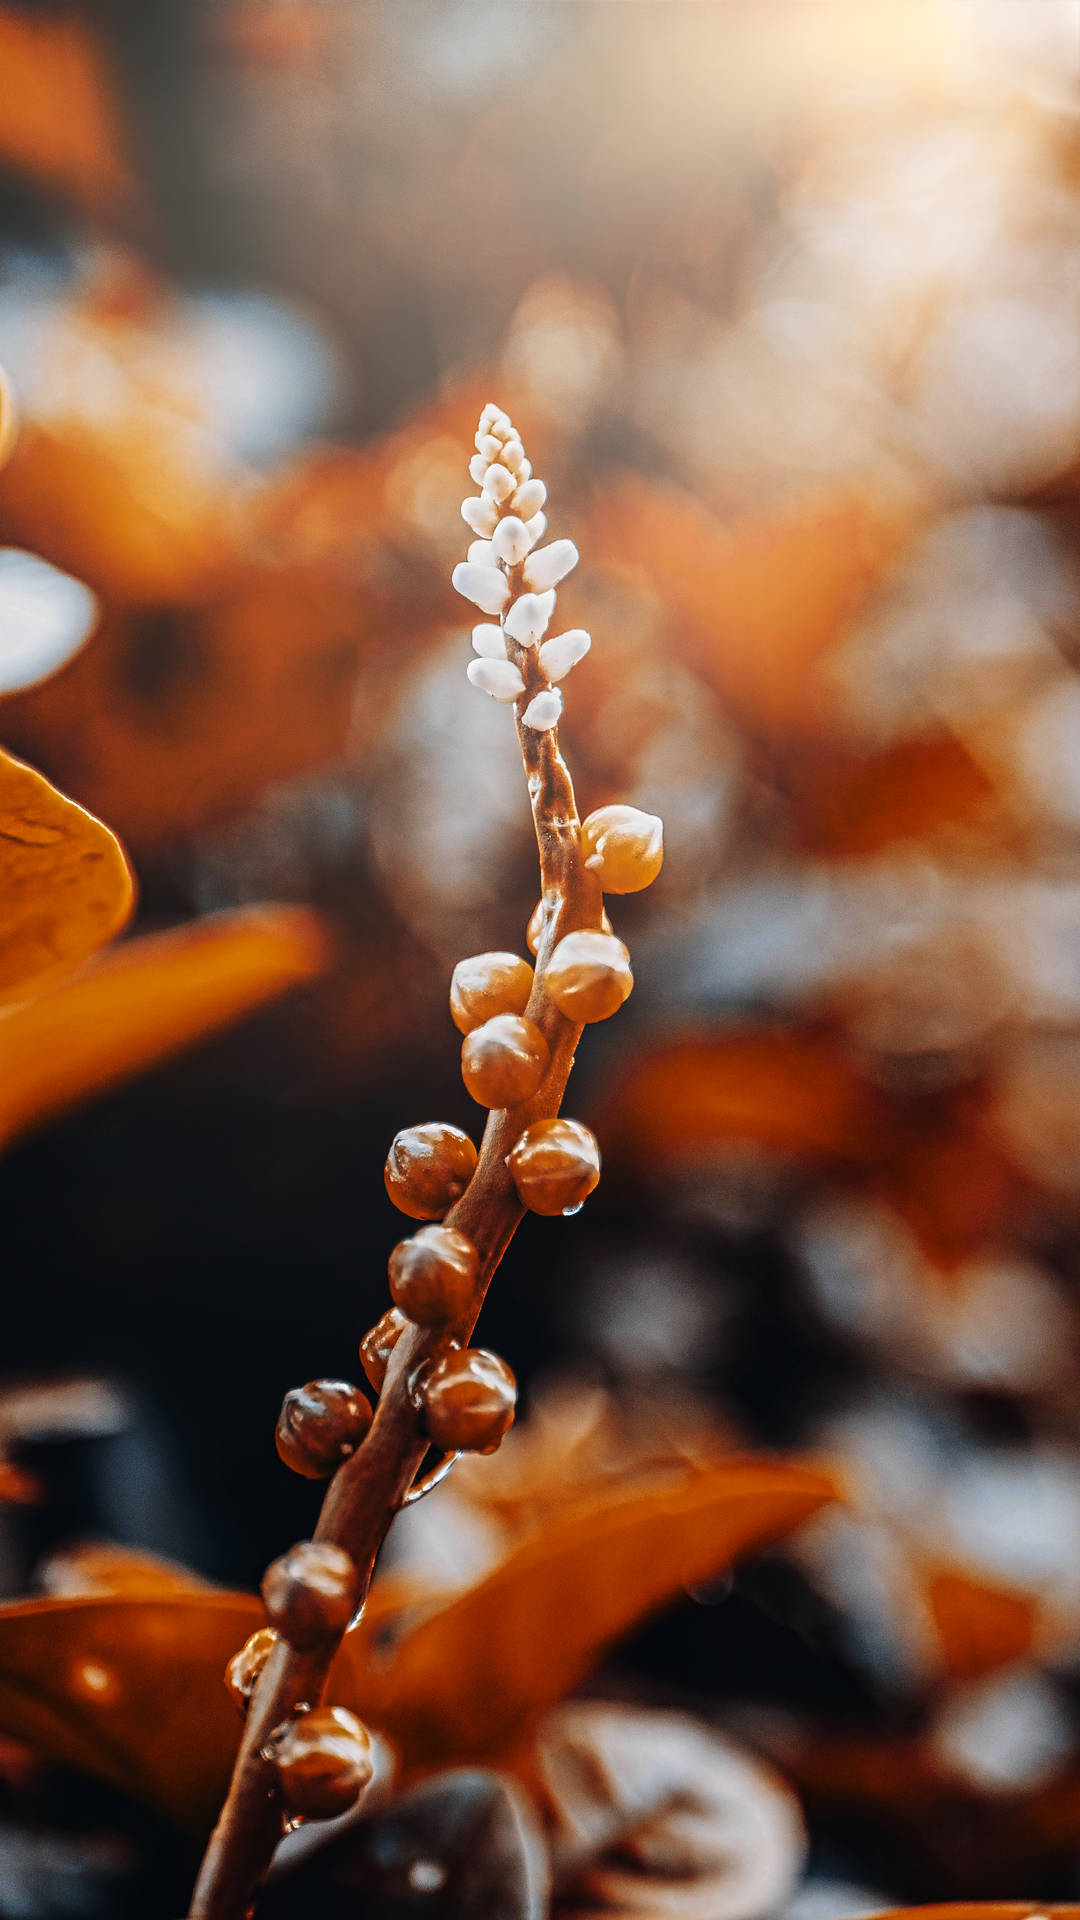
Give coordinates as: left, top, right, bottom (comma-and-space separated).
186, 406, 663, 1920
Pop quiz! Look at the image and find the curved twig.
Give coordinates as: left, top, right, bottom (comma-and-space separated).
188, 414, 604, 1920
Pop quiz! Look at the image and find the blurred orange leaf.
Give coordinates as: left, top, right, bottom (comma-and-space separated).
0, 747, 133, 1001
877, 1092, 1028, 1271
0, 1458, 835, 1832
924, 1565, 1042, 1683
588, 478, 913, 740
875, 1909, 1080, 1920
0, 9, 133, 212
40, 1542, 216, 1600
0, 904, 330, 1148
598, 1028, 886, 1171
349, 1456, 839, 1773
600, 1028, 1029, 1269
0, 1591, 261, 1832
793, 736, 998, 858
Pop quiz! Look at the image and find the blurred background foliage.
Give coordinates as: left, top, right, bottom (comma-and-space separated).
4, 1, 1080, 1914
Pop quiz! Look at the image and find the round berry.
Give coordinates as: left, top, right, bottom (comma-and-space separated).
450, 951, 534, 1035
225, 1627, 277, 1714
261, 1541, 358, 1650
461, 1014, 550, 1108
359, 1305, 408, 1391
384, 1122, 478, 1220
508, 1117, 601, 1216
275, 1380, 373, 1480
581, 804, 664, 894
388, 1224, 478, 1326
420, 1348, 517, 1454
263, 1706, 374, 1819
528, 898, 613, 957
545, 930, 633, 1024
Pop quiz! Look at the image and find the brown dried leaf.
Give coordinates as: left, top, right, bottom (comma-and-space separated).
0, 747, 133, 1000
348, 1457, 838, 1772
258, 1768, 550, 1920
0, 904, 330, 1148
535, 1703, 804, 1920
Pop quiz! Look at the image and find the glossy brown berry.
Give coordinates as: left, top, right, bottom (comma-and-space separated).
450, 951, 534, 1035
275, 1380, 373, 1480
225, 1627, 277, 1713
261, 1541, 359, 1650
508, 1117, 601, 1216
581, 804, 664, 894
461, 1014, 550, 1108
528, 897, 613, 956
359, 1305, 408, 1391
384, 1122, 478, 1220
263, 1706, 374, 1819
388, 1224, 478, 1326
545, 930, 633, 1023
420, 1348, 517, 1454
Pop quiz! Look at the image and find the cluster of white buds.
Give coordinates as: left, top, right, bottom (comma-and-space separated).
451, 403, 590, 731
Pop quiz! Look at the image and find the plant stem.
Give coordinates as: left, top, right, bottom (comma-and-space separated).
188, 617, 602, 1919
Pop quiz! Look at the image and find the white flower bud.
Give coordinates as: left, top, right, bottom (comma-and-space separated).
467, 657, 525, 703
482, 463, 516, 503
538, 628, 591, 681
472, 623, 506, 658
511, 478, 546, 519
475, 432, 503, 461
468, 539, 498, 567
521, 689, 563, 731
524, 540, 579, 592
469, 453, 488, 486
515, 457, 532, 484
462, 496, 498, 538
504, 589, 556, 646
524, 512, 547, 548
479, 402, 509, 434
452, 563, 510, 615
492, 517, 531, 566
501, 438, 525, 475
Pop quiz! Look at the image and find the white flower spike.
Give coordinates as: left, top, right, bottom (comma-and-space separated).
492, 517, 532, 567
505, 589, 556, 646
482, 463, 516, 504
467, 657, 526, 703
511, 478, 546, 519
524, 540, 578, 593
521, 689, 563, 731
461, 496, 498, 538
539, 629, 591, 682
452, 562, 510, 616
453, 407, 594, 738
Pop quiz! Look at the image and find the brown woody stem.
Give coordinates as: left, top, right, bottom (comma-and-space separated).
187, 566, 602, 1918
